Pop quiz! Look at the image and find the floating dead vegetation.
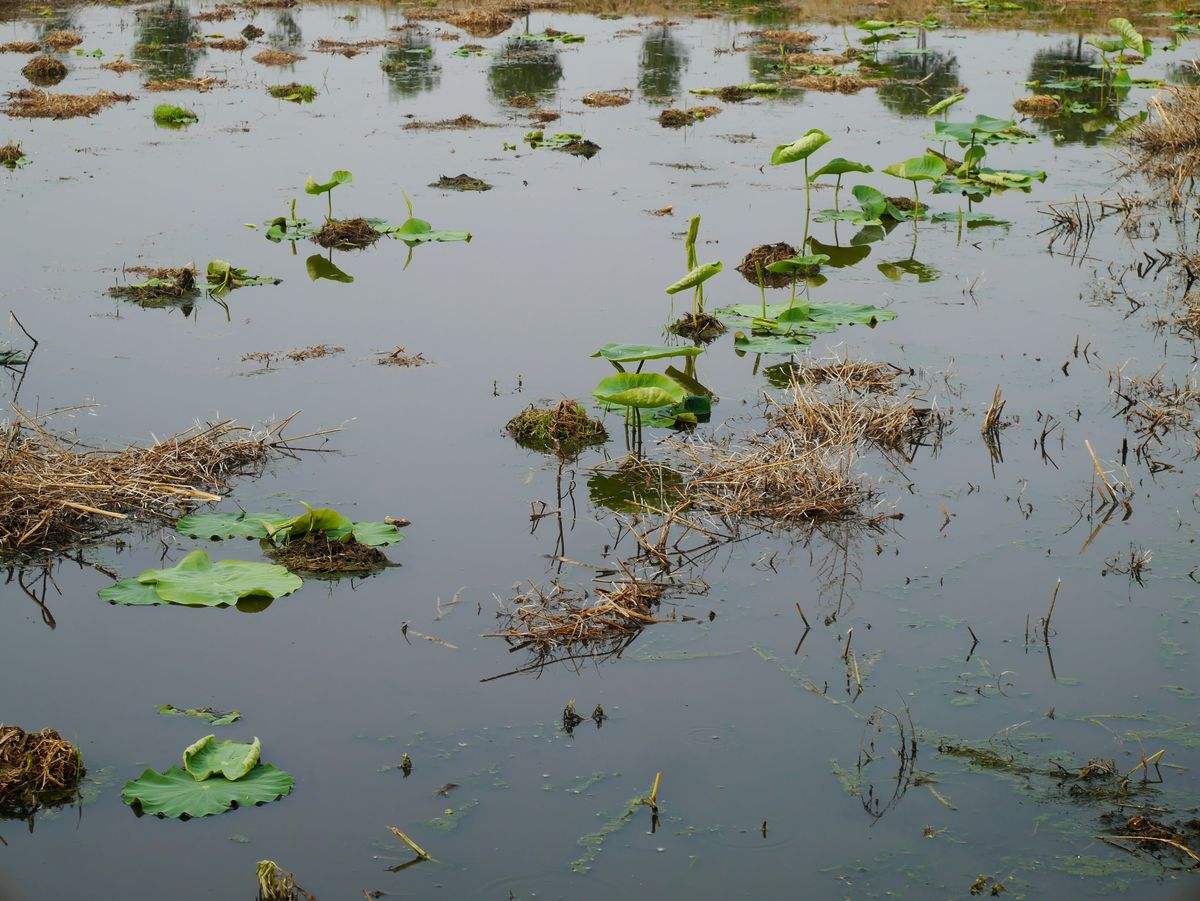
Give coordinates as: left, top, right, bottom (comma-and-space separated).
0, 725, 85, 818
21, 55, 67, 86
145, 76, 225, 92
194, 3, 237, 20
264, 531, 389, 576
791, 355, 903, 394
1179, 292, 1200, 338
430, 173, 492, 191
1108, 364, 1200, 468
242, 344, 344, 368
507, 93, 537, 108
207, 36, 249, 51
658, 106, 718, 128
313, 37, 400, 57
1013, 94, 1061, 116
753, 29, 818, 48
1100, 814, 1200, 864
785, 48, 857, 67
0, 143, 26, 168
445, 8, 513, 38
101, 58, 141, 74
667, 311, 725, 342
43, 30, 82, 51
0, 42, 40, 54
4, 88, 133, 119
529, 109, 559, 123
403, 113, 495, 130
787, 74, 877, 94
376, 345, 429, 367
108, 265, 197, 302
0, 407, 331, 557
771, 383, 944, 458
582, 90, 631, 107
253, 48, 304, 66
1123, 86, 1200, 206
256, 859, 315, 901
737, 242, 798, 289
312, 217, 380, 250
506, 400, 608, 460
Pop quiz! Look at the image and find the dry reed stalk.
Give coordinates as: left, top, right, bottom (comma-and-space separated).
0, 407, 334, 556
1123, 86, 1200, 205
980, 385, 1006, 436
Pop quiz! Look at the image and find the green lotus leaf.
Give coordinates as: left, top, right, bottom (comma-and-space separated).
855, 19, 894, 31
883, 154, 947, 183
591, 343, 704, 363
265, 217, 316, 242
1109, 17, 1150, 58
175, 511, 291, 540
305, 254, 354, 284
158, 705, 241, 727
266, 507, 353, 543
100, 579, 168, 606
304, 169, 353, 195
1086, 37, 1125, 54
371, 217, 472, 244
930, 211, 1010, 227
122, 764, 293, 818
203, 260, 281, 295
183, 734, 261, 781
926, 93, 965, 116
770, 129, 831, 166
99, 550, 303, 607
665, 262, 722, 294
715, 302, 896, 330
593, 372, 686, 409
807, 157, 873, 182
933, 116, 1033, 146
733, 332, 814, 354
765, 254, 830, 275
349, 521, 404, 547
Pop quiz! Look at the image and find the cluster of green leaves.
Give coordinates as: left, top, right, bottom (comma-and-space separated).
202, 259, 280, 296
152, 104, 198, 128
267, 83, 317, 103
158, 704, 241, 726
98, 549, 303, 607
933, 114, 1034, 147
518, 31, 584, 44
121, 734, 293, 818
266, 185, 470, 248
175, 505, 404, 547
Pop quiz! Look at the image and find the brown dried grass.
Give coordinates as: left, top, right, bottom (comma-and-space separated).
43, 30, 82, 51
208, 37, 248, 51
786, 48, 857, 66
445, 8, 513, 37
788, 73, 877, 94
312, 217, 380, 250
756, 29, 818, 47
376, 346, 429, 367
1013, 94, 1061, 115
0, 408, 331, 556
791, 354, 902, 394
403, 113, 496, 129
145, 77, 225, 91
4, 88, 133, 119
0, 143, 24, 166
1124, 86, 1200, 205
0, 725, 84, 817
109, 265, 197, 300
507, 400, 608, 459
101, 58, 141, 73
265, 532, 388, 575
194, 4, 238, 21
582, 90, 631, 107
253, 48, 303, 65
21, 55, 67, 85
0, 41, 41, 54
313, 37, 399, 56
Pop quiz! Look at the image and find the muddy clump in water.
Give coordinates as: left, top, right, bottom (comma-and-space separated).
736, 242, 799, 288
264, 532, 390, 576
146, 77, 225, 92
668, 312, 726, 342
21, 55, 67, 86
507, 400, 608, 460
582, 90, 630, 107
0, 41, 41, 53
658, 106, 719, 128
430, 173, 492, 191
312, 218, 379, 250
109, 265, 197, 302
403, 113, 495, 130
0, 725, 85, 818
1014, 94, 1060, 116
254, 48, 304, 66
445, 8, 513, 38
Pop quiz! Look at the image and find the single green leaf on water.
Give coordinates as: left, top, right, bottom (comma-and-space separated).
177, 508, 402, 547
664, 261, 722, 294
349, 521, 404, 547
370, 217, 472, 244
98, 550, 303, 607
304, 169, 353, 195
175, 511, 291, 540
265, 217, 315, 242
769, 129, 831, 166
591, 343, 704, 363
265, 506, 353, 543
305, 254, 354, 283
715, 302, 896, 331
153, 104, 197, 127
593, 372, 686, 410
122, 764, 293, 818
807, 158, 873, 182
883, 154, 947, 183
203, 260, 281, 295
158, 704, 241, 726
183, 735, 261, 781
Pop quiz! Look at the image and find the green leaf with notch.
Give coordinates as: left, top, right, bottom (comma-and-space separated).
122, 764, 293, 818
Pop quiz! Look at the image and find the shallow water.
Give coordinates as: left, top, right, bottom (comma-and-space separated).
1, 3, 1199, 898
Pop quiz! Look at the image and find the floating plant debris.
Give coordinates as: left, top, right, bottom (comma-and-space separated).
145, 77, 225, 92
581, 90, 630, 107
506, 400, 608, 459
658, 106, 719, 128
43, 30, 82, 51
0, 725, 84, 818
21, 55, 67, 86
429, 173, 491, 191
4, 88, 133, 119
253, 48, 303, 66
98, 549, 304, 607
267, 82, 317, 102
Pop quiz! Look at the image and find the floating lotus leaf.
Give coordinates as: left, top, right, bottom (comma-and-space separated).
665, 262, 722, 294
183, 735, 261, 781
265, 507, 353, 543
98, 550, 303, 607
770, 129, 831, 166
593, 372, 686, 409
591, 343, 703, 363
765, 254, 830, 275
933, 115, 1033, 146
369, 217, 472, 244
203, 260, 281, 295
715, 302, 896, 330
175, 511, 291, 540
346, 521, 405, 547
158, 705, 241, 726
122, 764, 293, 818
930, 211, 1010, 227
883, 154, 947, 183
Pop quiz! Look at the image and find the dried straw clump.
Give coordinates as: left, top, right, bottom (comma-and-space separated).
1179, 292, 1200, 338
312, 217, 380, 250
0, 408, 325, 556
658, 106, 719, 128
254, 48, 303, 65
194, 4, 238, 21
530, 109, 559, 123
786, 49, 857, 66
109, 265, 197, 300
0, 143, 24, 166
145, 77, 225, 91
789, 74, 876, 94
507, 400, 608, 459
0, 41, 41, 53
0, 725, 85, 817
208, 37, 248, 51
757, 29, 818, 47
265, 532, 388, 575
403, 113, 495, 130
737, 242, 798, 288
4, 88, 133, 119
376, 346, 429, 367
446, 8, 513, 38
1124, 86, 1200, 205
43, 30, 82, 50
101, 58, 141, 73
791, 355, 902, 394
582, 90, 631, 107
1013, 94, 1061, 115
769, 382, 943, 455
313, 37, 399, 56
507, 92, 537, 108
21, 55, 67, 85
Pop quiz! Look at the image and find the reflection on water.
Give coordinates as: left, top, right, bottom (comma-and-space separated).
132, 1, 201, 82
488, 35, 563, 103
638, 26, 688, 100
381, 29, 440, 98
874, 48, 961, 116
268, 10, 303, 50
1025, 39, 1130, 145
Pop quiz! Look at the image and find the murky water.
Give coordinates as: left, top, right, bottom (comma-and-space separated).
2, 3, 1199, 897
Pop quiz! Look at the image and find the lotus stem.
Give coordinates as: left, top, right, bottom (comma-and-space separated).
834, 174, 842, 213
802, 158, 811, 248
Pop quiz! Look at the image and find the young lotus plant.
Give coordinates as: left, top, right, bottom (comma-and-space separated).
593, 370, 686, 451
769, 128, 831, 246
807, 157, 872, 213
305, 169, 352, 221
665, 215, 722, 326
882, 154, 947, 219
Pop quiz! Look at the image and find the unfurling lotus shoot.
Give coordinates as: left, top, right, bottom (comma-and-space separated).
769, 128, 831, 246
304, 169, 352, 220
